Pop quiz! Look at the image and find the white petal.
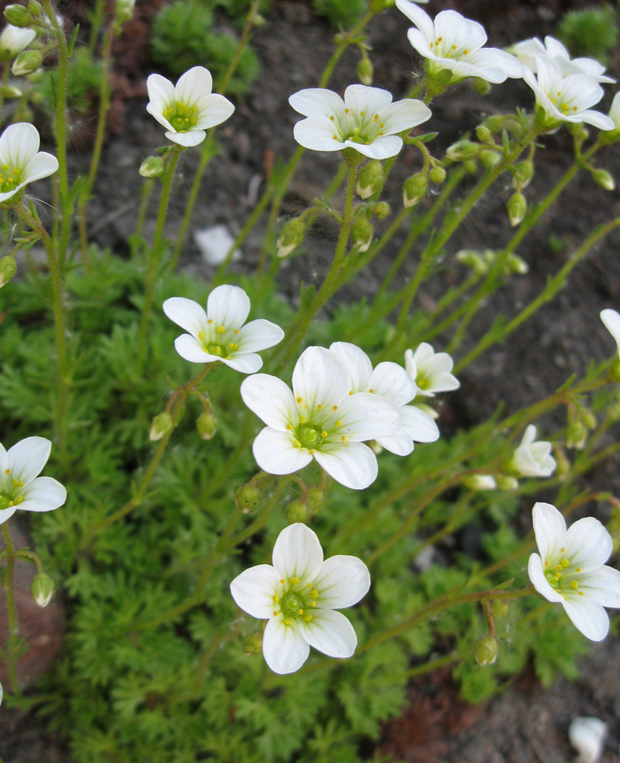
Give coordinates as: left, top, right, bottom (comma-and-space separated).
272, 523, 324, 583
601, 308, 620, 349
395, 0, 435, 41
297, 608, 357, 658
206, 284, 250, 329
528, 553, 565, 603
262, 618, 309, 674
344, 136, 403, 160
18, 476, 66, 511
328, 342, 372, 392
175, 66, 213, 102
173, 334, 217, 364
576, 110, 615, 131
312, 555, 370, 609
378, 99, 432, 135
375, 429, 414, 456
289, 88, 345, 118
240, 374, 298, 429
22, 151, 58, 184
343, 84, 393, 116
368, 362, 417, 407
146, 102, 174, 131
435, 10, 487, 52
0, 122, 38, 168
252, 427, 312, 475
236, 319, 284, 354
165, 129, 206, 147
578, 566, 620, 608
332, 392, 400, 441
293, 116, 345, 152
230, 564, 281, 619
146, 73, 175, 110
532, 502, 566, 562
8, 436, 51, 485
292, 347, 348, 413
314, 441, 378, 490
0, 507, 16, 525
564, 517, 613, 572
163, 297, 206, 339
562, 597, 610, 641
464, 48, 525, 82
220, 353, 263, 374
400, 405, 439, 442
193, 94, 235, 129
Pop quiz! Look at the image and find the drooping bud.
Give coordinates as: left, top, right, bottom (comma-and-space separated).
276, 217, 306, 258
506, 253, 529, 274
429, 165, 446, 184
591, 168, 615, 191
31, 571, 54, 607
492, 599, 509, 619
139, 156, 165, 178
566, 419, 587, 450
507, 191, 526, 226
495, 475, 519, 491
357, 56, 374, 86
236, 483, 261, 513
582, 410, 597, 431
456, 249, 488, 276
472, 77, 491, 95
12, 48, 42, 75
196, 411, 217, 440
149, 412, 173, 441
483, 115, 505, 133
475, 636, 498, 665
370, 201, 390, 219
350, 214, 374, 252
446, 139, 479, 162
462, 474, 497, 491
356, 159, 383, 199
4, 5, 33, 28
285, 500, 308, 524
0, 84, 22, 98
27, 0, 42, 16
0, 255, 17, 288
512, 159, 534, 189
114, 0, 136, 25
402, 172, 427, 208
242, 630, 264, 655
479, 149, 501, 170
475, 125, 493, 144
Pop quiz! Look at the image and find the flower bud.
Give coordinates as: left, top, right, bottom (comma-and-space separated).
495, 475, 519, 491
403, 172, 427, 207
276, 217, 306, 258
31, 571, 54, 607
350, 214, 373, 252
592, 168, 615, 191
566, 420, 587, 450
357, 57, 373, 86
553, 445, 571, 479
475, 125, 493, 144
0, 84, 22, 98
12, 48, 41, 75
456, 249, 488, 275
252, 13, 265, 26
285, 500, 308, 524
356, 159, 383, 199
429, 165, 446, 184
196, 411, 217, 440
474, 635, 498, 665
307, 487, 323, 513
139, 156, 165, 178
512, 159, 534, 189
568, 717, 607, 763
4, 5, 32, 28
149, 412, 173, 441
462, 474, 497, 491
582, 410, 597, 430
370, 201, 390, 220
492, 599, 509, 618
479, 148, 501, 169
507, 191, 526, 226
483, 115, 505, 133
506, 253, 528, 274
115, 0, 135, 25
236, 484, 261, 513
27, 0, 42, 15
446, 139, 479, 162
242, 630, 264, 655
472, 77, 491, 95
0, 255, 17, 287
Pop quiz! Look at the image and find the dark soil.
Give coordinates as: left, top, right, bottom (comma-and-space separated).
2, 0, 620, 761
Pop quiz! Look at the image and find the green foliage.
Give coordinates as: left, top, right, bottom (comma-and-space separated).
556, 5, 619, 63
313, 0, 368, 28
32, 46, 104, 116
150, 0, 261, 95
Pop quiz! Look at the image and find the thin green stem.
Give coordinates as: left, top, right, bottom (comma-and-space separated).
1, 524, 21, 700
134, 178, 155, 241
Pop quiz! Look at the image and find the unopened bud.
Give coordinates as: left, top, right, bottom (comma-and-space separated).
582, 410, 597, 430
139, 156, 164, 178
495, 475, 519, 491
12, 48, 41, 75
513, 159, 534, 188
149, 412, 173, 441
553, 445, 571, 479
350, 214, 373, 252
252, 13, 265, 26
475, 125, 493, 143
473, 77, 491, 95
0, 84, 22, 98
4, 5, 32, 28
475, 635, 498, 665
236, 483, 261, 513
356, 159, 383, 199
456, 249, 488, 275
403, 172, 427, 207
370, 201, 390, 219
31, 571, 54, 607
114, 0, 135, 25
285, 500, 308, 524
307, 487, 323, 512
479, 148, 501, 169
242, 630, 264, 655
357, 57, 374, 86
446, 139, 479, 162
507, 191, 526, 226
429, 165, 446, 184
462, 474, 497, 491
276, 217, 306, 258
196, 411, 217, 440
592, 168, 615, 191
506, 253, 528, 274
0, 255, 17, 287
483, 115, 505, 133
27, 0, 42, 15
566, 420, 587, 450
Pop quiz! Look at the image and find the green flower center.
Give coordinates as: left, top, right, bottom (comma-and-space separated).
198, 324, 240, 361
0, 470, 26, 509
297, 424, 323, 450
273, 576, 320, 626
543, 552, 584, 597
163, 101, 198, 133
331, 108, 386, 148
0, 164, 21, 194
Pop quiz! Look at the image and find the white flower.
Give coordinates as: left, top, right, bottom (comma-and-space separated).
329, 341, 439, 456
510, 424, 556, 478
600, 308, 620, 355
462, 474, 497, 491
523, 54, 614, 130
146, 66, 235, 148
0, 123, 58, 204
0, 437, 67, 526
0, 24, 36, 63
240, 346, 401, 490
288, 84, 431, 160
230, 523, 370, 674
608, 92, 620, 130
405, 343, 460, 397
568, 717, 608, 763
163, 285, 284, 373
512, 36, 615, 84
528, 502, 620, 641
395, 1, 524, 84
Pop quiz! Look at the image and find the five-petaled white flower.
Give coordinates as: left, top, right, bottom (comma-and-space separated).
395, 1, 524, 84
146, 66, 235, 147
289, 84, 431, 159
0, 437, 67, 526
240, 346, 401, 490
528, 502, 620, 641
163, 285, 285, 374
600, 308, 620, 356
0, 123, 58, 204
512, 35, 615, 84
230, 523, 370, 674
522, 54, 615, 131
405, 343, 460, 397
510, 424, 556, 478
329, 341, 439, 456
0, 24, 36, 63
